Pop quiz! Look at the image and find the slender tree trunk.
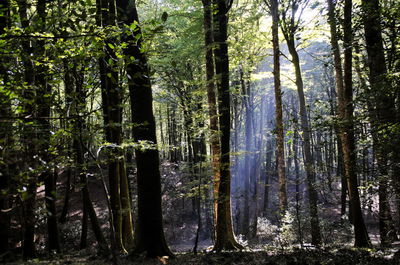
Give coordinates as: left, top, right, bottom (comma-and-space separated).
338, 139, 347, 217
284, 36, 322, 247
0, 0, 11, 256
240, 67, 251, 237
270, 0, 287, 215
59, 61, 75, 224
80, 198, 89, 249
279, 1, 321, 245
98, 0, 134, 253
158, 107, 165, 159
69, 64, 110, 253
263, 139, 273, 216
35, 0, 61, 252
292, 106, 303, 246
193, 160, 203, 254
18, 0, 37, 258
326, 0, 349, 220
201, 0, 221, 242
340, 0, 371, 247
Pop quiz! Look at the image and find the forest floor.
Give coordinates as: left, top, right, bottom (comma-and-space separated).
4, 165, 400, 264
3, 246, 400, 265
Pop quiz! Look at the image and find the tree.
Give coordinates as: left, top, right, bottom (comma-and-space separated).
0, 0, 11, 257
35, 0, 61, 252
17, 0, 39, 258
212, 0, 243, 251
279, 0, 321, 246
361, 0, 398, 246
116, 0, 173, 258
201, 0, 221, 241
325, 0, 348, 219
265, 0, 287, 216
331, 0, 371, 248
63, 61, 109, 253
98, 0, 134, 253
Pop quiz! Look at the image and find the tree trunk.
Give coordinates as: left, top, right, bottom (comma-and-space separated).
270, 0, 287, 216
98, 0, 134, 253
59, 61, 75, 224
292, 106, 303, 246
240, 67, 251, 237
361, 0, 398, 246
284, 35, 322, 247
263, 138, 273, 216
326, 0, 349, 220
67, 63, 110, 253
35, 0, 60, 251
201, 0, 221, 242
116, 0, 173, 258
212, 0, 242, 251
18, 0, 38, 258
340, 0, 371, 247
0, 0, 11, 256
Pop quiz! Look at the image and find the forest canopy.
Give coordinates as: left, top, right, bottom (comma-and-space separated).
0, 0, 399, 264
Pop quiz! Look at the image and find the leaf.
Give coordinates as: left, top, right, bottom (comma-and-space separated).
129, 22, 137, 31
161, 11, 168, 23
108, 43, 115, 49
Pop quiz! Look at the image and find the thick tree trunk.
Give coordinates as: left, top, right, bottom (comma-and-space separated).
361, 0, 398, 246
212, 0, 242, 251
116, 0, 172, 258
0, 105, 11, 257
355, 48, 398, 241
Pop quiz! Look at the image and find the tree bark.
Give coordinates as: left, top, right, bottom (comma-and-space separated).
212, 0, 242, 251
17, 0, 38, 258
66, 63, 110, 253
340, 0, 371, 247
240, 67, 251, 237
326, 0, 348, 220
35, 1, 61, 251
98, 0, 134, 253
0, 0, 11, 256
361, 0, 398, 246
201, 0, 221, 241
282, 28, 322, 247
292, 101, 303, 246
269, 0, 287, 216
116, 0, 173, 258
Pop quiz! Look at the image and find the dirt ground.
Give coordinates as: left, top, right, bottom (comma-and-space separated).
3, 247, 399, 265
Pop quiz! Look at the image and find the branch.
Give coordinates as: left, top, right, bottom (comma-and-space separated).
0, 33, 100, 40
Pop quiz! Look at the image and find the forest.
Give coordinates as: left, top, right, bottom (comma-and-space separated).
0, 0, 399, 264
